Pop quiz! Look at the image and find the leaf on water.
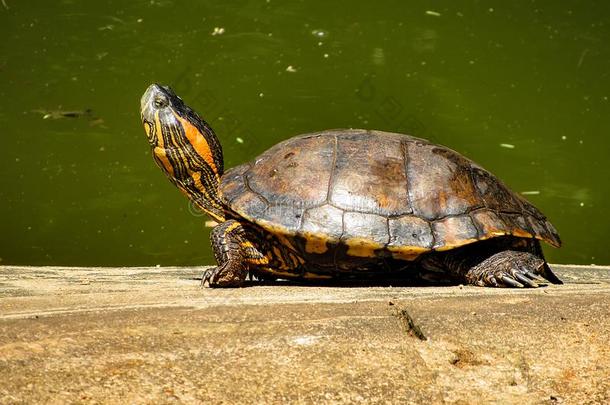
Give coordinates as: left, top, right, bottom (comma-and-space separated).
500, 143, 515, 149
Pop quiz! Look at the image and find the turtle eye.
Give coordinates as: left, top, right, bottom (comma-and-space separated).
154, 95, 169, 108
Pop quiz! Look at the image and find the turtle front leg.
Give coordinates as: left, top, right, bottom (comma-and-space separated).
204, 220, 266, 288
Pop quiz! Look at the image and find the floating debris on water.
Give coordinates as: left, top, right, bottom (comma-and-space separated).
33, 108, 92, 120
372, 47, 385, 65
577, 48, 589, 68
107, 16, 125, 24
285, 65, 297, 72
580, 202, 585, 207
500, 143, 515, 149
311, 29, 327, 38
561, 135, 567, 140
211, 27, 225, 36
259, 92, 264, 98
235, 137, 244, 144
32, 108, 107, 128
521, 190, 541, 195
89, 117, 107, 128
323, 53, 329, 58
425, 10, 441, 17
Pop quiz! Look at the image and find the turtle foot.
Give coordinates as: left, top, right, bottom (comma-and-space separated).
201, 264, 245, 288
465, 250, 558, 288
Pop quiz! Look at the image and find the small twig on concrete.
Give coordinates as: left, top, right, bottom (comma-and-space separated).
395, 309, 427, 341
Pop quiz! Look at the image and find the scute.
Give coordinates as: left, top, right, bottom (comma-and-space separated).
342, 211, 388, 257
471, 210, 510, 237
220, 163, 250, 204
407, 142, 483, 220
247, 133, 334, 208
432, 215, 480, 250
301, 204, 343, 240
388, 215, 434, 249
329, 131, 411, 216
219, 129, 561, 257
472, 167, 526, 213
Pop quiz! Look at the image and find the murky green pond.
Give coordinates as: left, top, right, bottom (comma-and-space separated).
1, 1, 608, 266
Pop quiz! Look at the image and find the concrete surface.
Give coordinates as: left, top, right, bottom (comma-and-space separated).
0, 264, 609, 404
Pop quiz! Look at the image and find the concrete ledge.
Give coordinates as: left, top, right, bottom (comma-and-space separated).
1, 265, 609, 403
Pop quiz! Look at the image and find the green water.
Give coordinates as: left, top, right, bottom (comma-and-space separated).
1, 0, 608, 266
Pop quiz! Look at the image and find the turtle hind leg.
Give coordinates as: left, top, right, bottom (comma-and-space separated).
464, 250, 560, 288
422, 237, 562, 288
204, 220, 267, 288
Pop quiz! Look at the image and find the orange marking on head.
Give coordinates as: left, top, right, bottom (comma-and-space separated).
173, 112, 218, 175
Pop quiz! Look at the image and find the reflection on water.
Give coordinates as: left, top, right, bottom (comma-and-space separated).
1, 1, 608, 266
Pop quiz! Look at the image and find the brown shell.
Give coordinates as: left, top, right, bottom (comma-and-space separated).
219, 129, 560, 259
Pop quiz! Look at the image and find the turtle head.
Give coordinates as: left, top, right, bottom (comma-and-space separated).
140, 84, 226, 222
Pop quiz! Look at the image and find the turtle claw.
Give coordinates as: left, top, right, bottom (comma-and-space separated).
501, 275, 524, 288
514, 272, 538, 288
487, 275, 499, 287
201, 267, 221, 287
524, 270, 544, 281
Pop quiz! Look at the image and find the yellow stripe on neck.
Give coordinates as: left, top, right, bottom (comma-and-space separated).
152, 111, 174, 176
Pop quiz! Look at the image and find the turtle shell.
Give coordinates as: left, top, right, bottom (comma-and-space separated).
219, 129, 560, 260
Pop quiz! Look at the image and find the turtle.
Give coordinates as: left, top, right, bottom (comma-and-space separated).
140, 83, 562, 288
